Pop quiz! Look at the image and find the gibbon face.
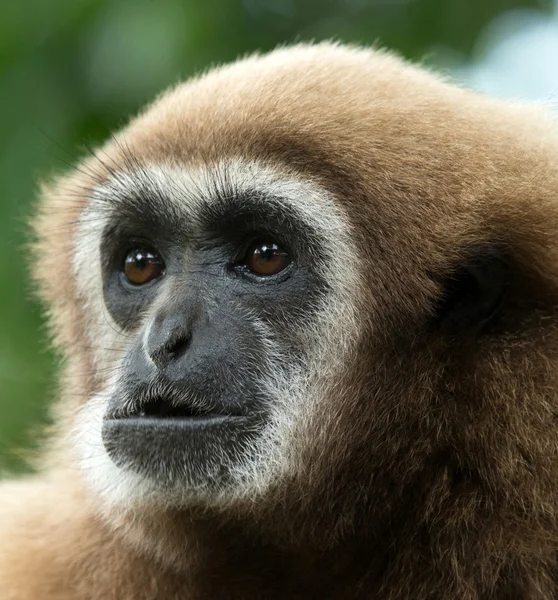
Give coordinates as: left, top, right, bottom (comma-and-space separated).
36, 43, 558, 540
77, 161, 359, 503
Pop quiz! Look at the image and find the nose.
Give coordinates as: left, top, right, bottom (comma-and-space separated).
145, 313, 192, 369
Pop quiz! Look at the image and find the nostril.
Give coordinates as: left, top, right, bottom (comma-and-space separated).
148, 329, 191, 368
166, 333, 191, 359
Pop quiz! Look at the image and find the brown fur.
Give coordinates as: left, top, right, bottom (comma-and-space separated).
3, 42, 558, 598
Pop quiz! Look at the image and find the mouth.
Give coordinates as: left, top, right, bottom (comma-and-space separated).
108, 383, 246, 423
105, 394, 247, 433
131, 395, 240, 421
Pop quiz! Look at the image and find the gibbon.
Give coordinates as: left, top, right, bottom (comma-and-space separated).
2, 42, 558, 599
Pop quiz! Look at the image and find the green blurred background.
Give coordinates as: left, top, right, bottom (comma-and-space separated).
1, 0, 556, 473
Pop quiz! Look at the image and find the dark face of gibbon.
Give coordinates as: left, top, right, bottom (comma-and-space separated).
99, 181, 329, 490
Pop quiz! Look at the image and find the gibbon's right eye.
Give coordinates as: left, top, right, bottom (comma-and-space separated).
242, 240, 291, 277
123, 247, 165, 286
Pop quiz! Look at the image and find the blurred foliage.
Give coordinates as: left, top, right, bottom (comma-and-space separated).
0, 0, 548, 473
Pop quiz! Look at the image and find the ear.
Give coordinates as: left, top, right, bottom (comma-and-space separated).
433, 247, 510, 334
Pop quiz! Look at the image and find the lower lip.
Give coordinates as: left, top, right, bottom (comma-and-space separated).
101, 413, 257, 485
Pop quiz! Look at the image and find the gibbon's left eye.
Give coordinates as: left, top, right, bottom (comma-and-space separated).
243, 240, 291, 277
123, 247, 165, 286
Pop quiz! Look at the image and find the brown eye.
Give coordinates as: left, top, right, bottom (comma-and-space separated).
123, 247, 165, 285
244, 240, 290, 277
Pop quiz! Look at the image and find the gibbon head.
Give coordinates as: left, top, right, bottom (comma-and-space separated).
35, 43, 558, 546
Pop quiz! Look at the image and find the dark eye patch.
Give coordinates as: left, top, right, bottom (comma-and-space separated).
97, 186, 331, 333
